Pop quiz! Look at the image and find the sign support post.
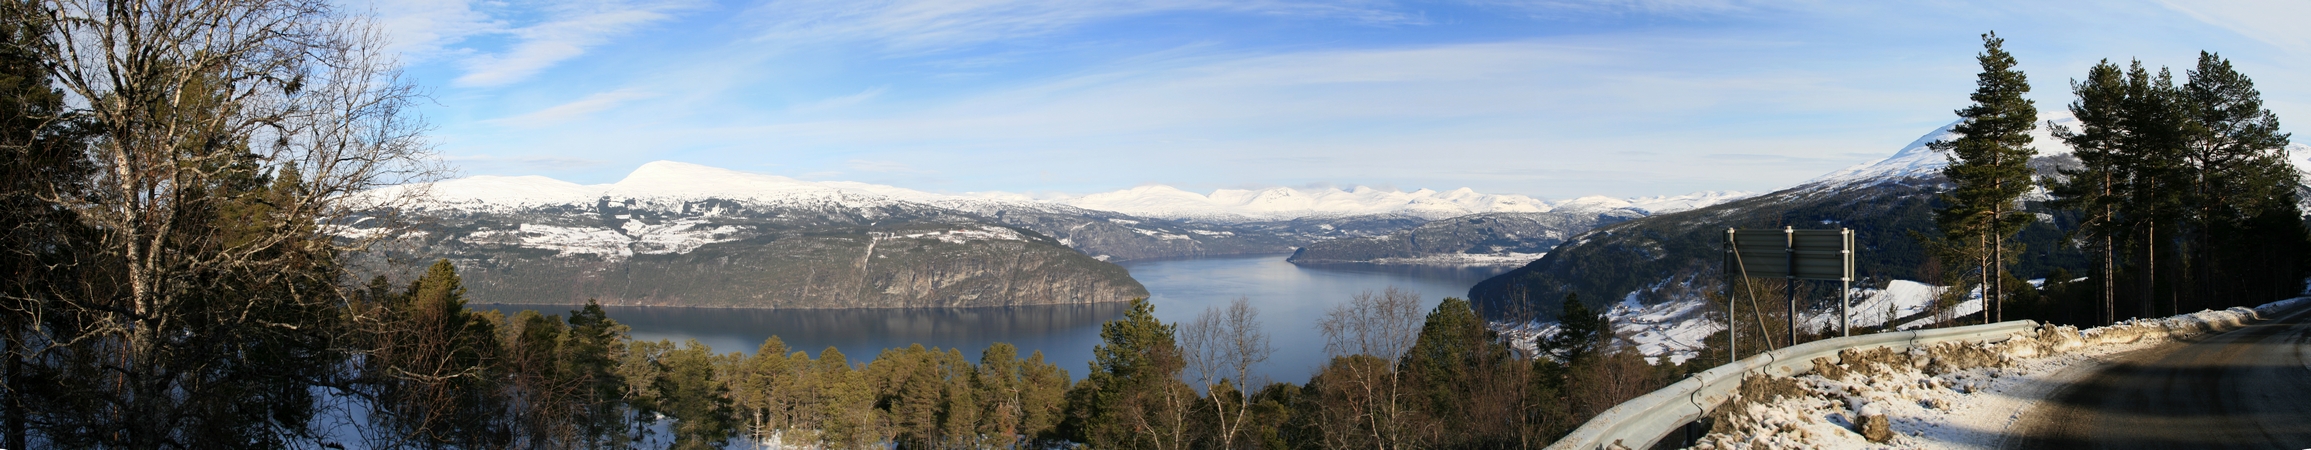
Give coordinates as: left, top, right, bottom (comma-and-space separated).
1784, 226, 1797, 349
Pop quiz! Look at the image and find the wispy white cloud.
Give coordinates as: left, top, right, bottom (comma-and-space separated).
2157, 0, 2311, 55
418, 0, 2311, 198
486, 88, 659, 128
790, 86, 890, 114
348, 0, 497, 61
455, 1, 700, 87
743, 0, 1416, 54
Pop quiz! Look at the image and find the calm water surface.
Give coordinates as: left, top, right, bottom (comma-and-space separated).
484, 254, 1513, 384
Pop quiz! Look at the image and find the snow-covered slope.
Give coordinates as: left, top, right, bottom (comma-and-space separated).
371, 175, 605, 210
1803, 111, 2081, 189
1805, 110, 2311, 190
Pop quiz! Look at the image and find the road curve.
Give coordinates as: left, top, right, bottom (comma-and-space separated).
2004, 302, 2311, 449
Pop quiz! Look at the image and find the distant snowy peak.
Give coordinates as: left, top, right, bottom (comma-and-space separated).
382, 175, 605, 210
1549, 191, 1753, 216
600, 161, 911, 210
384, 160, 1749, 221
1053, 185, 1559, 222
390, 161, 969, 213
1804, 111, 2082, 189
1805, 111, 2311, 191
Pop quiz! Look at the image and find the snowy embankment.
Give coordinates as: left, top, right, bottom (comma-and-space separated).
1502, 279, 1974, 365
1685, 297, 2307, 449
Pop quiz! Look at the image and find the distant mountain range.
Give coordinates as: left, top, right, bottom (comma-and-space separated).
1283, 192, 1751, 266
354, 161, 1737, 308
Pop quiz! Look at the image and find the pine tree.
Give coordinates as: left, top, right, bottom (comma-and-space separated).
1932, 32, 2039, 323
2179, 51, 2304, 309
2050, 60, 2128, 326
655, 340, 735, 450
2112, 62, 2191, 318
563, 301, 631, 447
1537, 293, 1605, 363
1080, 298, 1192, 450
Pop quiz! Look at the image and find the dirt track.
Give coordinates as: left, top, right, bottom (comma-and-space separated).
2004, 302, 2311, 449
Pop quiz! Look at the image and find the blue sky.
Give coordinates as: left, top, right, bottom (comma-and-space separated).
363, 0, 2311, 200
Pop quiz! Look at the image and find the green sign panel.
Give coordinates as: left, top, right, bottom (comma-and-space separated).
1725, 228, 1853, 281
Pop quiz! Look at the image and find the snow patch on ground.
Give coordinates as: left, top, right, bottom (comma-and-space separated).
1510, 279, 1963, 366
898, 225, 1029, 245
1608, 294, 1724, 364
1686, 298, 2304, 450
515, 224, 635, 258
1496, 291, 1720, 365
1360, 252, 1545, 267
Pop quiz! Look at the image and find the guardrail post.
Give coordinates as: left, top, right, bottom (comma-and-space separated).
1784, 226, 1796, 347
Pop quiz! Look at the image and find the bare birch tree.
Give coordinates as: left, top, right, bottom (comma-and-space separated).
1178, 297, 1273, 450
1316, 287, 1425, 450
0, 0, 440, 445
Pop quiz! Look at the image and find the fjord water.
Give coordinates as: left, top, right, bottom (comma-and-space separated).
488, 254, 1513, 384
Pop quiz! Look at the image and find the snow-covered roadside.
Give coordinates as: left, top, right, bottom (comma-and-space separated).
1686, 297, 2308, 449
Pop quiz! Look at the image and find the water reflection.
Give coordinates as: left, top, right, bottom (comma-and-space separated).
475, 302, 1128, 376
480, 254, 1518, 384
1125, 255, 1513, 383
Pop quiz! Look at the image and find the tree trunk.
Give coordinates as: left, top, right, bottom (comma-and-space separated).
4, 351, 20, 450
2143, 224, 2157, 318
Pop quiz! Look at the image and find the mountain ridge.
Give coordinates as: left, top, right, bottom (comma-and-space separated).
379, 160, 1747, 225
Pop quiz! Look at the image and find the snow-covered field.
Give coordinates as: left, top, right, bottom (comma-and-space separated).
1685, 297, 2307, 450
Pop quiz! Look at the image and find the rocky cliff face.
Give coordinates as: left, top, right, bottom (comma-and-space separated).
942, 203, 1302, 262
356, 196, 1148, 309
433, 223, 1143, 308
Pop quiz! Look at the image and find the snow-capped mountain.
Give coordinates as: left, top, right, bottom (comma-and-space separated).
382, 160, 1744, 224
370, 160, 1754, 267
1052, 185, 1550, 222
1802, 111, 2081, 189
1046, 185, 1748, 223
1804, 110, 2311, 190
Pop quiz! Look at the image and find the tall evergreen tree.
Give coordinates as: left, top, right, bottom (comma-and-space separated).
654, 340, 735, 450
1074, 298, 1192, 450
2050, 60, 2128, 325
1932, 32, 2039, 323
2178, 51, 2304, 310
365, 260, 512, 449
1536, 293, 1605, 364
2111, 62, 2191, 318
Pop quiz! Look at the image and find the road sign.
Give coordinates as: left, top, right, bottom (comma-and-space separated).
1723, 227, 1858, 350
1727, 229, 1852, 281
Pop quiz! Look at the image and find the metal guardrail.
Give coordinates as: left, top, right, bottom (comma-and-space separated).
1544, 320, 2039, 450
